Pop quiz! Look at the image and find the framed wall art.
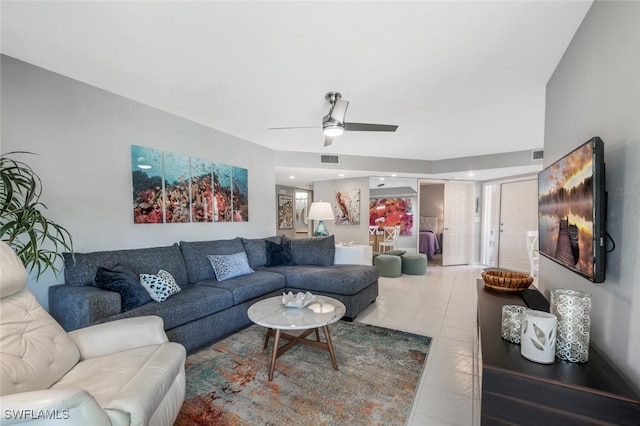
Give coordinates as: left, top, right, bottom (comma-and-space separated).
278, 194, 294, 229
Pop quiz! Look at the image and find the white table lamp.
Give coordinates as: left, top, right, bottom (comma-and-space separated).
307, 202, 334, 237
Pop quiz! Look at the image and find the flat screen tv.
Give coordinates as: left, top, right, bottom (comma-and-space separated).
538, 136, 606, 283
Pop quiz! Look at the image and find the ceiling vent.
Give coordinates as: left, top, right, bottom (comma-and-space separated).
320, 154, 340, 164
531, 150, 544, 161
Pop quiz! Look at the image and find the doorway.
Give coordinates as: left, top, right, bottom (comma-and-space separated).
442, 182, 471, 266
482, 178, 538, 272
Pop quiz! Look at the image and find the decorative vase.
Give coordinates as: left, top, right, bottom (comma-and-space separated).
520, 309, 557, 364
501, 305, 526, 344
550, 289, 591, 363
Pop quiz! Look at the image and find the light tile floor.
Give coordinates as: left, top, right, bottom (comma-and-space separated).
355, 255, 484, 426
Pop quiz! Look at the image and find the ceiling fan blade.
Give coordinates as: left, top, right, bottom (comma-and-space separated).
344, 122, 398, 132
268, 126, 320, 130
324, 135, 335, 147
329, 99, 349, 124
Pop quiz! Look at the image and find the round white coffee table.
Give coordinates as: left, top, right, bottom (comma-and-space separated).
247, 295, 346, 381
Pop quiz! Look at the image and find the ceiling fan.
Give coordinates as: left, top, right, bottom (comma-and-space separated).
269, 92, 398, 146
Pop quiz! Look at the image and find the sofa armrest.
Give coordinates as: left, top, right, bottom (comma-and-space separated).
0, 388, 111, 426
49, 284, 121, 331
68, 316, 169, 360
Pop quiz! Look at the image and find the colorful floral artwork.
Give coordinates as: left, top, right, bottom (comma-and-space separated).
369, 198, 414, 236
334, 189, 360, 225
130, 145, 248, 224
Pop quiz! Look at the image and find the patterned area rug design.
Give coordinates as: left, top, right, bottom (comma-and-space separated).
175, 321, 431, 425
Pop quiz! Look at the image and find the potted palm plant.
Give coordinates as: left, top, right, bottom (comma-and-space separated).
0, 152, 73, 279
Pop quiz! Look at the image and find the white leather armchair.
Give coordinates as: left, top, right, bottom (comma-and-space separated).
0, 242, 186, 425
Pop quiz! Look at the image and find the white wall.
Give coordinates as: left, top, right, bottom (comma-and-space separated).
1, 56, 277, 308
542, 1, 640, 391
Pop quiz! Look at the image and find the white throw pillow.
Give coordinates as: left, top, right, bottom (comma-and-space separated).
139, 269, 182, 302
207, 251, 255, 281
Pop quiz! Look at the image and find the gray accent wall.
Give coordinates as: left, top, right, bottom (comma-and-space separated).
542, 1, 640, 391
1, 55, 277, 308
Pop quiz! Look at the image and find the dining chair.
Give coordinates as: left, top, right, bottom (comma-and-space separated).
379, 226, 399, 253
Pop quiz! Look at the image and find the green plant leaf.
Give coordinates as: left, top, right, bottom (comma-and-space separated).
1, 152, 73, 279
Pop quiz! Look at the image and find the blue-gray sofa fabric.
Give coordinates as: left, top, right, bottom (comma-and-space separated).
49, 235, 378, 353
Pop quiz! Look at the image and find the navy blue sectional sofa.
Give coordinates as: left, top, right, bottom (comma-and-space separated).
48, 235, 378, 352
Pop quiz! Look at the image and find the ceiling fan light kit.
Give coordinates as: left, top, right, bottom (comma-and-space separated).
270, 91, 398, 146
323, 125, 344, 137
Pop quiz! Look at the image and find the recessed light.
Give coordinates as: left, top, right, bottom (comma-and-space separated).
339, 173, 345, 177
379, 177, 385, 181
289, 176, 295, 179
391, 174, 398, 177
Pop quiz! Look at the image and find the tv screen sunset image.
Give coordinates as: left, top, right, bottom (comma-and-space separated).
538, 140, 595, 278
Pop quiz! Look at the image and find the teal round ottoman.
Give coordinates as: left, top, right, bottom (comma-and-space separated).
401, 253, 427, 275
374, 254, 402, 278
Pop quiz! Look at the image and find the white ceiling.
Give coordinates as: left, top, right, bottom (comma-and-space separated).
1, 1, 592, 187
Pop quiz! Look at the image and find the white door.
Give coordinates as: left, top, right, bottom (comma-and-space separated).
442, 182, 470, 266
498, 179, 538, 272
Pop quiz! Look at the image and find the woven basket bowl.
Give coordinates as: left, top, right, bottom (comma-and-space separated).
481, 269, 534, 292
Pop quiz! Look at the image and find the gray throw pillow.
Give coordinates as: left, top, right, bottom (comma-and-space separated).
207, 252, 255, 281
241, 238, 267, 269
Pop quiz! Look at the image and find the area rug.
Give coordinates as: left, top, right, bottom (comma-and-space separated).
175, 321, 431, 426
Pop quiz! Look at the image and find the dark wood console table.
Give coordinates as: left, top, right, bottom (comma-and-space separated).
475, 280, 640, 425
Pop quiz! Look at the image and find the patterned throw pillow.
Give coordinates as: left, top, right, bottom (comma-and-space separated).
207, 251, 255, 281
139, 269, 182, 302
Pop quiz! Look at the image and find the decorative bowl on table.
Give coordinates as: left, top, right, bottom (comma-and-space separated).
481, 268, 534, 292
282, 291, 317, 308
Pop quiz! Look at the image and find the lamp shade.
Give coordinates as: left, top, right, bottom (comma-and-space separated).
307, 201, 334, 237
307, 202, 335, 221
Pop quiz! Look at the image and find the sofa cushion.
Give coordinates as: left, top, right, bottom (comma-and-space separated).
240, 238, 267, 269
63, 244, 188, 287
207, 252, 254, 281
102, 284, 234, 330
199, 270, 285, 305
265, 239, 293, 266
179, 238, 245, 283
289, 235, 335, 266
139, 270, 182, 302
94, 264, 152, 311
268, 264, 378, 296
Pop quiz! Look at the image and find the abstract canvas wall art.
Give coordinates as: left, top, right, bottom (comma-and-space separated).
334, 189, 360, 225
369, 197, 414, 236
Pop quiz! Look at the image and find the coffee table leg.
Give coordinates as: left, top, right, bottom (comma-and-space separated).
263, 328, 272, 349
269, 329, 281, 381
322, 325, 339, 370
